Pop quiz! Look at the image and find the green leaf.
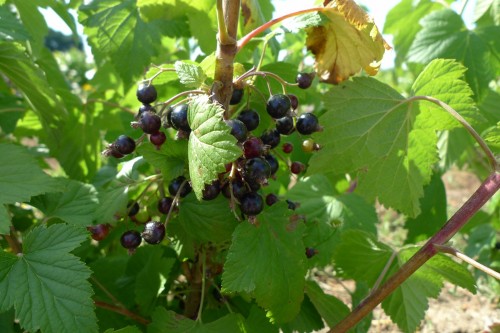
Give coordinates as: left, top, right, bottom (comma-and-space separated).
187, 95, 242, 199
0, 205, 9, 234
0, 94, 24, 134
30, 179, 99, 226
148, 308, 245, 333
10, 0, 48, 55
104, 326, 142, 333
281, 295, 324, 333
240, 0, 274, 34
304, 281, 350, 328
94, 184, 129, 225
137, 139, 188, 182
0, 6, 29, 41
222, 203, 307, 323
0, 143, 59, 206
0, 224, 97, 333
174, 61, 207, 88
407, 9, 496, 100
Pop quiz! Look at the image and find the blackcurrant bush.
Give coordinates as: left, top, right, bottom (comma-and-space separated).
230, 87, 244, 105
296, 72, 314, 89
150, 131, 166, 149
114, 135, 136, 155
136, 83, 157, 104
127, 201, 140, 216
237, 109, 260, 131
140, 111, 162, 134
243, 137, 264, 159
158, 196, 175, 215
168, 176, 192, 198
290, 161, 306, 174
222, 179, 248, 200
265, 193, 279, 206
276, 116, 295, 135
202, 180, 221, 201
266, 94, 291, 119
87, 224, 110, 241
244, 157, 271, 183
296, 113, 320, 135
120, 230, 142, 249
264, 154, 279, 175
282, 142, 294, 154
141, 221, 165, 245
226, 119, 248, 143
260, 129, 281, 149
170, 104, 190, 131
240, 192, 264, 216
288, 94, 299, 110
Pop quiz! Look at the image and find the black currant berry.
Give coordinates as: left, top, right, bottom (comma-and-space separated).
286, 199, 298, 210
136, 104, 155, 120
141, 221, 166, 245
240, 192, 264, 216
305, 247, 318, 258
244, 157, 271, 184
127, 201, 140, 217
265, 193, 279, 206
158, 196, 175, 215
226, 119, 248, 143
114, 135, 136, 155
245, 177, 261, 191
296, 113, 320, 135
243, 137, 264, 159
237, 109, 260, 131
296, 72, 314, 89
202, 180, 221, 201
276, 116, 295, 135
282, 142, 294, 154
168, 176, 192, 198
140, 111, 162, 134
230, 88, 244, 105
170, 104, 190, 131
266, 94, 291, 119
222, 179, 248, 200
290, 161, 306, 174
87, 224, 110, 241
120, 230, 142, 249
136, 83, 157, 104
264, 154, 279, 175
150, 131, 166, 149
260, 129, 281, 149
288, 94, 299, 110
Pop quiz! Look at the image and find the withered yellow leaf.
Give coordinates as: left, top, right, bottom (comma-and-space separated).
307, 0, 391, 84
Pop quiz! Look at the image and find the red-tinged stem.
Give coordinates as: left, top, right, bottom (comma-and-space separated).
329, 171, 500, 333
237, 7, 326, 51
94, 300, 150, 325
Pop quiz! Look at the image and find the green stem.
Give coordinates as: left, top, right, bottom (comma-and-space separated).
196, 249, 207, 322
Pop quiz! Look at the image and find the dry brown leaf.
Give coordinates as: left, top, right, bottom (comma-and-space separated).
307, 0, 391, 84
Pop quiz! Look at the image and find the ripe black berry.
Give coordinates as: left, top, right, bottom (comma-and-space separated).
140, 111, 162, 134
305, 247, 318, 258
237, 109, 260, 131
266, 94, 291, 119
288, 94, 299, 110
296, 72, 314, 89
202, 180, 221, 201
170, 104, 190, 131
290, 161, 306, 174
276, 116, 295, 135
87, 224, 110, 241
282, 142, 293, 154
141, 221, 165, 245
286, 199, 298, 210
150, 131, 166, 149
240, 192, 264, 216
136, 83, 157, 104
264, 154, 279, 175
226, 119, 248, 143
222, 179, 248, 200
127, 201, 140, 217
114, 135, 136, 155
168, 176, 192, 198
296, 113, 320, 135
230, 87, 244, 105
244, 157, 271, 184
265, 193, 279, 206
158, 196, 175, 214
243, 137, 264, 159
120, 230, 142, 249
260, 129, 281, 149
136, 104, 155, 120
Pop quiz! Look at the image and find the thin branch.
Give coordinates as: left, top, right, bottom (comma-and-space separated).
196, 249, 207, 322
5, 226, 22, 254
94, 300, 150, 325
91, 276, 121, 305
434, 244, 500, 280
370, 250, 397, 293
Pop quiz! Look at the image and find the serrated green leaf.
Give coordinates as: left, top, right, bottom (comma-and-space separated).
187, 95, 242, 199
245, 305, 279, 333
304, 281, 350, 328
0, 94, 24, 134
484, 122, 500, 146
94, 184, 129, 225
240, 0, 274, 34
137, 140, 188, 182
407, 9, 496, 100
30, 179, 99, 226
174, 61, 207, 88
148, 308, 245, 333
0, 143, 59, 207
10, 0, 48, 55
222, 203, 306, 323
0, 6, 29, 41
281, 294, 324, 333
474, 0, 500, 24
0, 224, 97, 333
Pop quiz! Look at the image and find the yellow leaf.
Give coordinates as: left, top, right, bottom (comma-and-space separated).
306, 0, 391, 84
